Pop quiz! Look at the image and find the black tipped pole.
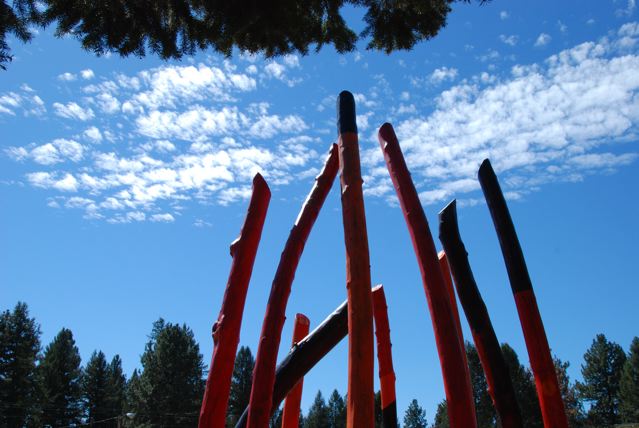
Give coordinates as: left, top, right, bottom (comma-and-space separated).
477, 159, 568, 428
234, 300, 348, 428
438, 200, 523, 428
337, 90, 357, 135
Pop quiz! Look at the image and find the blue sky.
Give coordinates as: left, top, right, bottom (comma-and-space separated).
2, 0, 639, 420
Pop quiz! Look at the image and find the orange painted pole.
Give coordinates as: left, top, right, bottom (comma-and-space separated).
371, 285, 398, 428
281, 314, 310, 428
246, 145, 339, 428
337, 91, 375, 427
478, 159, 568, 428
439, 200, 523, 428
199, 174, 271, 428
378, 123, 477, 428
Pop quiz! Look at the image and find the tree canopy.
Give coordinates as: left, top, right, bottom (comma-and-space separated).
0, 0, 487, 69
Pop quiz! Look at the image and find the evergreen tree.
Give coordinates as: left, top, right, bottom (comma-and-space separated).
501, 344, 543, 428
1, 0, 487, 70
39, 328, 83, 427
105, 355, 127, 424
227, 346, 255, 427
619, 337, 639, 423
403, 398, 427, 428
0, 302, 41, 428
82, 350, 110, 425
305, 390, 330, 428
327, 389, 346, 428
432, 400, 449, 428
553, 357, 584, 428
466, 343, 496, 428
270, 407, 283, 428
577, 334, 626, 426
128, 318, 205, 427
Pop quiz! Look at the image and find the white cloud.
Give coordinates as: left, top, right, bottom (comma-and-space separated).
500, 35, 519, 46
53, 102, 95, 121
364, 24, 639, 205
11, 139, 85, 165
500, 11, 509, 20
84, 126, 103, 143
80, 69, 95, 80
535, 33, 552, 47
429, 67, 459, 84
58, 72, 77, 82
150, 213, 175, 222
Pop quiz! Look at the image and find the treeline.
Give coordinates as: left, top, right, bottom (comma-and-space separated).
1, 302, 638, 427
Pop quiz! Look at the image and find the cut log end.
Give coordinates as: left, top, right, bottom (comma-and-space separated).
337, 91, 357, 135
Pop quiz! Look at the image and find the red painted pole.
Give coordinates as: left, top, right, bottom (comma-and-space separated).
246, 145, 339, 428
439, 200, 523, 428
371, 285, 398, 428
478, 159, 568, 428
438, 251, 467, 353
338, 91, 375, 427
199, 174, 271, 428
377, 123, 477, 428
281, 314, 310, 428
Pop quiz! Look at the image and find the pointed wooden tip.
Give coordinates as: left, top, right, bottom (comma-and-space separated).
252, 172, 271, 196
478, 158, 494, 180
378, 122, 395, 140
337, 91, 357, 135
439, 199, 459, 238
372, 284, 384, 293
295, 313, 310, 325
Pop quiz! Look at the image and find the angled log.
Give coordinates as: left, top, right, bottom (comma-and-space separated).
478, 159, 568, 428
199, 174, 271, 428
235, 300, 349, 428
337, 90, 375, 427
371, 285, 398, 428
246, 144, 339, 428
438, 251, 466, 351
439, 200, 523, 428
281, 314, 310, 428
377, 123, 477, 428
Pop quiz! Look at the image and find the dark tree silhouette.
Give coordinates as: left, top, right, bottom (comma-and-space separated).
39, 328, 83, 428
227, 346, 255, 427
619, 337, 639, 423
1, 0, 488, 70
0, 302, 41, 427
403, 398, 427, 428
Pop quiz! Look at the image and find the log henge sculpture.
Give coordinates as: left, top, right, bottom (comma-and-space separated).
199, 93, 567, 428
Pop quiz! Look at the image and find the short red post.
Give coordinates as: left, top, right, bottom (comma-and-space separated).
199, 174, 271, 428
478, 159, 568, 428
246, 145, 339, 428
338, 91, 375, 427
281, 314, 310, 428
371, 285, 398, 428
378, 123, 477, 428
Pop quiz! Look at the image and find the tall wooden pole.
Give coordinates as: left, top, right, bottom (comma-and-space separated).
338, 90, 375, 427
281, 314, 310, 428
371, 285, 398, 428
247, 145, 339, 428
235, 300, 349, 428
478, 159, 568, 428
439, 200, 523, 428
377, 123, 477, 428
199, 174, 271, 428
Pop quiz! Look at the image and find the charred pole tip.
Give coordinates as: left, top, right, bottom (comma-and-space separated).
199, 173, 270, 428
377, 122, 477, 428
281, 314, 311, 428
235, 300, 349, 428
439, 200, 523, 428
337, 90, 375, 427
478, 159, 568, 428
372, 285, 399, 428
246, 145, 339, 428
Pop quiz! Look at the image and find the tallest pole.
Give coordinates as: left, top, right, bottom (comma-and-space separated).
478, 159, 568, 428
337, 91, 375, 427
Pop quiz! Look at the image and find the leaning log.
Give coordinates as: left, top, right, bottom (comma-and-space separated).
281, 314, 310, 428
234, 300, 348, 428
199, 174, 271, 428
478, 159, 568, 428
439, 200, 523, 428
372, 285, 398, 428
377, 123, 477, 428
246, 145, 339, 428
337, 90, 375, 427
